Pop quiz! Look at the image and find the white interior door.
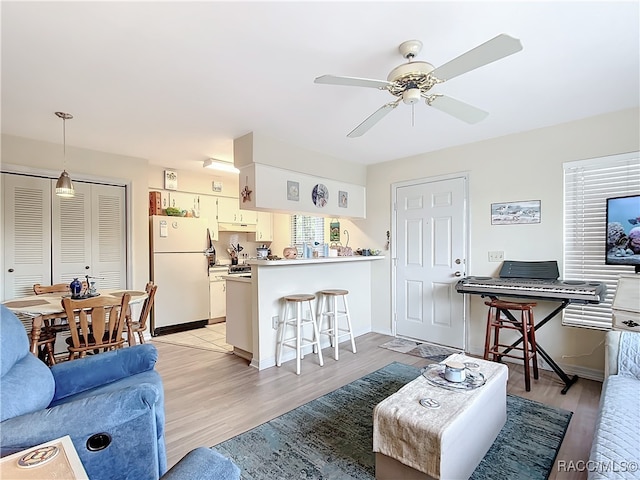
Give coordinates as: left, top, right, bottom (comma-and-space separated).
393, 175, 467, 348
53, 182, 126, 288
2, 174, 52, 300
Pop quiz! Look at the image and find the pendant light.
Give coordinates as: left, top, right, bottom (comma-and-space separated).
55, 111, 75, 198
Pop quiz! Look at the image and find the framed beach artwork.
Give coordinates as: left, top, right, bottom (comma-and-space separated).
287, 181, 299, 201
338, 190, 348, 208
491, 200, 541, 225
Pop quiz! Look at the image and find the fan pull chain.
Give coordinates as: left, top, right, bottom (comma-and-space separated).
411, 104, 415, 127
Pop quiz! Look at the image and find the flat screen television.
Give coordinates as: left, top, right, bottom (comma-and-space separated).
606, 194, 640, 273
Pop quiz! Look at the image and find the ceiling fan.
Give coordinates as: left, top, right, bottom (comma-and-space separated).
314, 34, 523, 137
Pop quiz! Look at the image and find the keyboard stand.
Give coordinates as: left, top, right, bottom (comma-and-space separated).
487, 295, 578, 394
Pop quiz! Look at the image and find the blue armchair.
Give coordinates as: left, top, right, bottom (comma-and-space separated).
0, 305, 239, 480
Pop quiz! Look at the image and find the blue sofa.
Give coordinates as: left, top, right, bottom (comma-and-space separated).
0, 304, 239, 480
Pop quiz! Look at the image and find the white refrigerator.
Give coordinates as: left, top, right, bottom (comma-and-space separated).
150, 215, 211, 333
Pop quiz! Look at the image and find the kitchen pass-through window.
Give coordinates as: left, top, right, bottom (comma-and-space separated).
290, 215, 324, 254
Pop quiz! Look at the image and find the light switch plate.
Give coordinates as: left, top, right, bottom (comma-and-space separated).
488, 251, 504, 262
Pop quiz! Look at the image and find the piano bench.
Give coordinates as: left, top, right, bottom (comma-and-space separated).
483, 299, 539, 392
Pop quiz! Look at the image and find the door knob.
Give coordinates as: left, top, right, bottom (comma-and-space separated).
8, 268, 14, 273
455, 258, 461, 265
454, 271, 462, 277
85, 266, 90, 270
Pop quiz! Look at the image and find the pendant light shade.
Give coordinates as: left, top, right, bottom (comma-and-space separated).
55, 170, 75, 197
55, 111, 75, 198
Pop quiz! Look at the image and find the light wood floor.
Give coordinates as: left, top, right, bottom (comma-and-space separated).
154, 332, 602, 480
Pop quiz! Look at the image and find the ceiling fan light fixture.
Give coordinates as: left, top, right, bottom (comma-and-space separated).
203, 158, 239, 173
54, 111, 75, 198
402, 88, 421, 105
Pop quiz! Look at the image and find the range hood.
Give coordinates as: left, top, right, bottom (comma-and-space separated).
217, 222, 257, 233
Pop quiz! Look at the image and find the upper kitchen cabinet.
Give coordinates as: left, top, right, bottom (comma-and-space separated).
238, 163, 366, 218
255, 211, 273, 242
217, 196, 257, 225
199, 195, 219, 241
168, 191, 203, 217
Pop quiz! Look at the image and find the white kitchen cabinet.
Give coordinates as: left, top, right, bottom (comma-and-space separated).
199, 195, 219, 241
255, 211, 273, 242
168, 191, 202, 217
209, 272, 226, 320
217, 196, 257, 224
225, 277, 252, 358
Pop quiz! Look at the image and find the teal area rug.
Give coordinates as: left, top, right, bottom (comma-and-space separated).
212, 362, 572, 480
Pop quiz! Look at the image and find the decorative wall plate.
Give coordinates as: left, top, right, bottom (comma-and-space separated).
312, 183, 328, 208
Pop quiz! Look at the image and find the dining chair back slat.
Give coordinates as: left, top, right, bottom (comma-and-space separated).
62, 294, 131, 360
33, 283, 70, 295
127, 282, 157, 346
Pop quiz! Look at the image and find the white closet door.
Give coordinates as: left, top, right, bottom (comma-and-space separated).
2, 174, 52, 301
91, 183, 126, 288
52, 182, 126, 289
52, 181, 92, 284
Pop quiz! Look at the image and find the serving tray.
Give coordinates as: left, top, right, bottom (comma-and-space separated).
421, 363, 486, 391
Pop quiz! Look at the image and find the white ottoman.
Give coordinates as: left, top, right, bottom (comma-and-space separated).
373, 354, 508, 480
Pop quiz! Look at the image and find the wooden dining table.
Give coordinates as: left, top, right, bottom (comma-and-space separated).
3, 289, 148, 356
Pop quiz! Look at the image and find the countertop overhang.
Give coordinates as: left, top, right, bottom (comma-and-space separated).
248, 255, 385, 266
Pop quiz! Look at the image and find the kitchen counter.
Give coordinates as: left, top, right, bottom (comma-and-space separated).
235, 255, 383, 371
222, 274, 251, 283
248, 255, 384, 266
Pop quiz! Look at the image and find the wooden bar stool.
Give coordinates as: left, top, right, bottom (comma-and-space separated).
276, 294, 324, 375
316, 289, 356, 360
484, 299, 539, 391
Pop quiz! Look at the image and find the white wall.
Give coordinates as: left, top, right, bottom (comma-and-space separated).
363, 108, 640, 377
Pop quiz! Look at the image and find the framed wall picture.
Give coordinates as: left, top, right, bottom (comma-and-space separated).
338, 190, 348, 208
164, 170, 178, 190
287, 181, 299, 201
491, 200, 541, 225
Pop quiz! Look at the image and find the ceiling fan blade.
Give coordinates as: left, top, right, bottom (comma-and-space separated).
347, 100, 400, 138
427, 95, 489, 124
315, 74, 391, 89
431, 34, 523, 81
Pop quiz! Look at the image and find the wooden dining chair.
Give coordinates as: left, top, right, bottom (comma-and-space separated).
126, 282, 157, 346
61, 293, 131, 360
32, 283, 73, 366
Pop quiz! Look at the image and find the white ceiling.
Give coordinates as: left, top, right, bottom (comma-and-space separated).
2, 1, 638, 172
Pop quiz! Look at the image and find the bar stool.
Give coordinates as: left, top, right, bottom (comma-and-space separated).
276, 294, 324, 375
316, 289, 356, 360
484, 299, 539, 391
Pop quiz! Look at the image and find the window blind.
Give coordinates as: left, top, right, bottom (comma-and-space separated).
563, 151, 640, 329
290, 215, 324, 254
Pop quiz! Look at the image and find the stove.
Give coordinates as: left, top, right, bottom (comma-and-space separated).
228, 264, 252, 275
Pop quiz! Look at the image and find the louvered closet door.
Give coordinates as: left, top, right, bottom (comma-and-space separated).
52, 182, 126, 288
52, 181, 93, 284
2, 174, 52, 301
90, 183, 126, 288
